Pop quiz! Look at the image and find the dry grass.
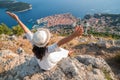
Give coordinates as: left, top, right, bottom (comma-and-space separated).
0, 36, 33, 54
3, 55, 14, 60
0, 64, 4, 73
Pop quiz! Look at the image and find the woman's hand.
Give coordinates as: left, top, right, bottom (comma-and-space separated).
6, 11, 19, 21
57, 25, 83, 47
68, 49, 75, 57
73, 25, 84, 37
6, 11, 31, 33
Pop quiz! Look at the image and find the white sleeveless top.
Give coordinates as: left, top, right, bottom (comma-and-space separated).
25, 32, 69, 70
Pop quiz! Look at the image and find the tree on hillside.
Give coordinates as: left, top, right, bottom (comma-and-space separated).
0, 23, 12, 35
12, 25, 24, 36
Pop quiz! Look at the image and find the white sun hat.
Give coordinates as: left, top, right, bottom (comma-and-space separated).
32, 28, 51, 47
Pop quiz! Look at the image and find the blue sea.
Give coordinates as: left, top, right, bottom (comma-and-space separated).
0, 0, 120, 29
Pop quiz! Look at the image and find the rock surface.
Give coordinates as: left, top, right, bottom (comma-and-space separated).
96, 39, 111, 48
0, 50, 117, 80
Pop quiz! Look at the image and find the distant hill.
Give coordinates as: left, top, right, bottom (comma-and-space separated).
84, 13, 120, 26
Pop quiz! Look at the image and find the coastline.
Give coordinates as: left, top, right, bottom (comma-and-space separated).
12, 7, 32, 13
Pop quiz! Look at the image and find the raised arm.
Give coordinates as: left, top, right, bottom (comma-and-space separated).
6, 11, 30, 33
57, 25, 83, 47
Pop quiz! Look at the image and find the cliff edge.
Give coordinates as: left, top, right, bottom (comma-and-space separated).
0, 49, 117, 80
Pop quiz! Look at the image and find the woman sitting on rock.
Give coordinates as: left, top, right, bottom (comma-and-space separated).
6, 12, 83, 70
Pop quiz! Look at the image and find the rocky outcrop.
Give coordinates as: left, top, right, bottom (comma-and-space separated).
0, 50, 117, 80
89, 38, 120, 48
96, 40, 111, 48
114, 40, 120, 47
75, 55, 116, 79
0, 34, 17, 41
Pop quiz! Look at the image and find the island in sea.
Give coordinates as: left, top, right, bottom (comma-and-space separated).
0, 0, 32, 12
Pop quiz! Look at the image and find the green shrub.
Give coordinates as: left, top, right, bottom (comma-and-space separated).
31, 28, 37, 33
12, 25, 24, 36
0, 23, 12, 35
88, 30, 120, 39
0, 23, 25, 36
103, 69, 112, 80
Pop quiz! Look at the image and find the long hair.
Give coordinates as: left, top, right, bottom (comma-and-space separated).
32, 45, 47, 60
